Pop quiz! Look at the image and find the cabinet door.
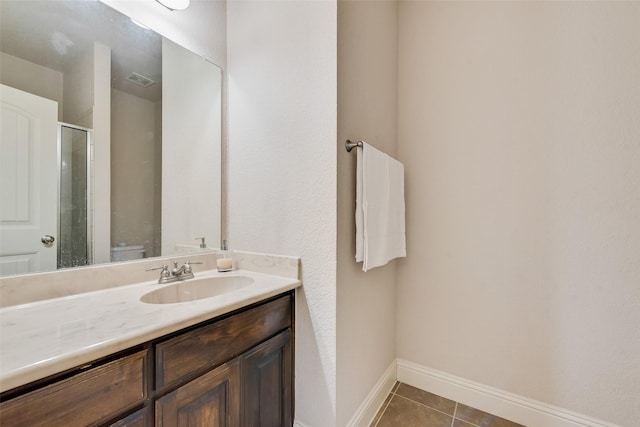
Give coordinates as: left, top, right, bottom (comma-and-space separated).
109, 408, 148, 427
155, 359, 240, 427
242, 329, 293, 427
156, 294, 292, 391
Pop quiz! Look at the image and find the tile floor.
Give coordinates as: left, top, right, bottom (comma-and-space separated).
371, 382, 525, 427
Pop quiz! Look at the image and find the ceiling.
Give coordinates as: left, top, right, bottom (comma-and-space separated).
0, 0, 162, 102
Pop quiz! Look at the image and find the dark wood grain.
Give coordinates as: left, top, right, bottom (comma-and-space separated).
0, 350, 148, 427
242, 329, 292, 427
155, 294, 292, 390
109, 408, 149, 427
155, 359, 241, 427
0, 291, 295, 427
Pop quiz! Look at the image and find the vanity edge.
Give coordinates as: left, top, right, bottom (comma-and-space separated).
0, 250, 301, 393
0, 272, 301, 394
0, 250, 300, 308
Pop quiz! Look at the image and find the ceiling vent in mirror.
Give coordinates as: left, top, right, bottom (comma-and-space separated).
126, 72, 156, 88
155, 0, 190, 11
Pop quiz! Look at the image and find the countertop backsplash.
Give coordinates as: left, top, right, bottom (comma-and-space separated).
0, 250, 300, 308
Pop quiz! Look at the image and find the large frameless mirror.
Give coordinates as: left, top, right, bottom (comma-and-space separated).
0, 0, 222, 277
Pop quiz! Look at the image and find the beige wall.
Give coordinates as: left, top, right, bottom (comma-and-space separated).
111, 89, 158, 256
336, 0, 398, 425
397, 2, 640, 425
226, 1, 337, 426
0, 52, 63, 121
63, 49, 94, 126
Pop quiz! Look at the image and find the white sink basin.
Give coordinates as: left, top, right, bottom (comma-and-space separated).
140, 276, 254, 304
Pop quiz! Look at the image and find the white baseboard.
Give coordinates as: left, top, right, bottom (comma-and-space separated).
345, 359, 398, 427
396, 359, 620, 427
294, 421, 310, 427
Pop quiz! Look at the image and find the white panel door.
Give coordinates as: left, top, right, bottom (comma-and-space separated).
0, 84, 58, 276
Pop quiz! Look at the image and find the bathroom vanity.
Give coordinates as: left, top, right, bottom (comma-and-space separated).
0, 252, 300, 427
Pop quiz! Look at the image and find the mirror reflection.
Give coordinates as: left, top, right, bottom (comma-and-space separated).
0, 0, 221, 277
59, 124, 91, 268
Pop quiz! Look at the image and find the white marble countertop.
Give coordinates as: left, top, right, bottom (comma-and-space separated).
0, 269, 300, 393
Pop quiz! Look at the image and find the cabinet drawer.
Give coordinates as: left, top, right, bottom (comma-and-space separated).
0, 349, 148, 427
156, 294, 292, 390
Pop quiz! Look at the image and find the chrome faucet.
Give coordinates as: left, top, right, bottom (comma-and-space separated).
171, 261, 194, 279
147, 261, 202, 284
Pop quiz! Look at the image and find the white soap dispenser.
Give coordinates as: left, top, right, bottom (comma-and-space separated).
216, 240, 233, 272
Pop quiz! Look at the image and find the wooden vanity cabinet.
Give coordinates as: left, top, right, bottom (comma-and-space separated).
0, 291, 294, 427
109, 408, 149, 427
156, 359, 241, 426
154, 293, 293, 427
242, 329, 292, 427
0, 349, 149, 427
155, 329, 292, 427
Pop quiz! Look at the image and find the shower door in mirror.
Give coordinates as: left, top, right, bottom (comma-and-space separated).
0, 84, 58, 276
58, 124, 92, 269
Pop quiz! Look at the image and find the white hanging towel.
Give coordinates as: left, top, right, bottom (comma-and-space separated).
355, 142, 406, 272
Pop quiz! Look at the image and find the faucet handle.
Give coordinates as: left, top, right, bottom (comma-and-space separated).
195, 237, 206, 248
146, 265, 172, 283
146, 264, 168, 272
183, 260, 203, 273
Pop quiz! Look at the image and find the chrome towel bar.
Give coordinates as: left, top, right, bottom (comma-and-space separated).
345, 140, 363, 152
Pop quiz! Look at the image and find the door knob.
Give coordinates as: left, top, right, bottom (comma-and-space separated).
41, 235, 55, 245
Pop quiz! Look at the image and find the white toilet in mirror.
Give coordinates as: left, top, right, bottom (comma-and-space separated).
111, 245, 145, 262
